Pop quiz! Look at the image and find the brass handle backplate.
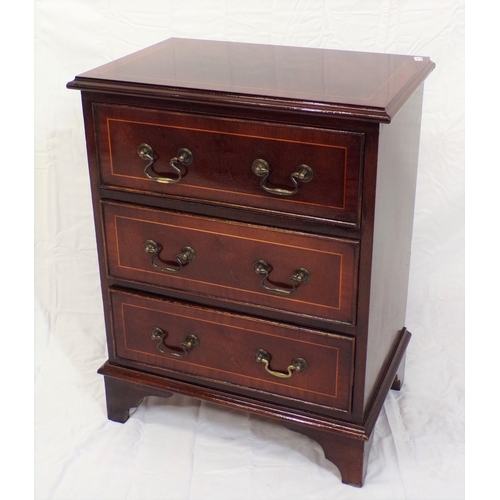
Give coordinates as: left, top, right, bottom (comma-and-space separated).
252, 158, 313, 196
144, 239, 195, 273
138, 143, 193, 184
254, 348, 308, 378
253, 259, 310, 296
150, 327, 199, 358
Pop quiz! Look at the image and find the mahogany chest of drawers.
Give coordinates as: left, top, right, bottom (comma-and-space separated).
68, 38, 434, 486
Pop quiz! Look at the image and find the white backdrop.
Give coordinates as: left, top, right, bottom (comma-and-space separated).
34, 1, 465, 499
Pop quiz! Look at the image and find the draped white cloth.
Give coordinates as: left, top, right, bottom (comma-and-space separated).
35, 1, 464, 498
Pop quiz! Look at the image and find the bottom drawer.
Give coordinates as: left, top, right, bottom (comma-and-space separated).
110, 289, 355, 413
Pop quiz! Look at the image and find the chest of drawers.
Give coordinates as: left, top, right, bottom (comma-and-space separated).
68, 38, 434, 486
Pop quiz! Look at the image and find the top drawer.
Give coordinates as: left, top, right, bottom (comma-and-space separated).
94, 104, 364, 227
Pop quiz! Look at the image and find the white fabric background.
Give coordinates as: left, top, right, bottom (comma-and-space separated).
34, 1, 465, 499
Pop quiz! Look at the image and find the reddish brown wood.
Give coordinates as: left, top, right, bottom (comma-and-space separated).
68, 38, 434, 487
67, 38, 435, 123
101, 372, 174, 423
95, 103, 363, 227
361, 328, 411, 436
391, 353, 406, 391
362, 87, 424, 408
284, 422, 373, 487
97, 361, 366, 433
110, 288, 355, 413
97, 357, 403, 486
102, 201, 359, 325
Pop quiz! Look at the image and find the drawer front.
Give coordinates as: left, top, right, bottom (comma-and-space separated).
95, 104, 363, 226
110, 289, 355, 412
103, 202, 359, 325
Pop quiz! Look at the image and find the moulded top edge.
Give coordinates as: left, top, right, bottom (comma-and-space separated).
67, 38, 435, 123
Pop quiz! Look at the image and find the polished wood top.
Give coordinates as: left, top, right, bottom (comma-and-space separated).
68, 38, 434, 122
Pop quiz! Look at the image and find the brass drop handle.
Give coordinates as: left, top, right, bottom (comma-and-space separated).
144, 239, 195, 273
252, 158, 313, 196
253, 259, 310, 296
138, 143, 193, 184
254, 349, 308, 378
150, 327, 199, 358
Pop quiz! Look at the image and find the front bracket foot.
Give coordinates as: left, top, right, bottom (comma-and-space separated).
100, 370, 174, 423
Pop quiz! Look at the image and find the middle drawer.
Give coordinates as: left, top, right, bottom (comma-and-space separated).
102, 201, 359, 325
